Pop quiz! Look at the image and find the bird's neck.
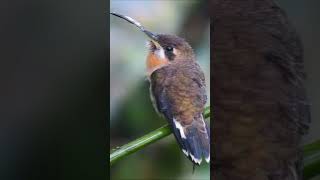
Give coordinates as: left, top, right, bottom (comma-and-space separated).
146, 52, 169, 76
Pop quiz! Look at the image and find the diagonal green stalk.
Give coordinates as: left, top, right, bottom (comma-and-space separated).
110, 124, 171, 166
110, 106, 210, 166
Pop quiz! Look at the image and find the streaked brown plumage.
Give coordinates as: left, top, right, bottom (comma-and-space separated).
150, 60, 206, 124
211, 0, 310, 179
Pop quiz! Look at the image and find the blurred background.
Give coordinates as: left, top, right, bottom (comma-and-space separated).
110, 0, 210, 179
0, 0, 107, 179
276, 1, 320, 179
274, 0, 320, 147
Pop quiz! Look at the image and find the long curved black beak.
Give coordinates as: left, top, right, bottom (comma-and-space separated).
110, 12, 158, 42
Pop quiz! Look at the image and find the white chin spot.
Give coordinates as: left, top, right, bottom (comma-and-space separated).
205, 155, 210, 163
145, 41, 151, 48
173, 118, 186, 139
155, 47, 165, 60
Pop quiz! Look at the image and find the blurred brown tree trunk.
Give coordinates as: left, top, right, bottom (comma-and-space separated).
211, 0, 310, 179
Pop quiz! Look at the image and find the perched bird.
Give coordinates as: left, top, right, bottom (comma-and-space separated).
211, 0, 310, 179
111, 12, 210, 166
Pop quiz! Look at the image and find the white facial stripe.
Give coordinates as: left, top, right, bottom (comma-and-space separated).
173, 48, 177, 56
154, 47, 166, 60
173, 118, 186, 139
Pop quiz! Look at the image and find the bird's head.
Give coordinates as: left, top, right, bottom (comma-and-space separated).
110, 12, 195, 75
146, 34, 195, 74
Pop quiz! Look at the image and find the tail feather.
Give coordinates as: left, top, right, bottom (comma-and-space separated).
171, 114, 210, 165
187, 128, 203, 164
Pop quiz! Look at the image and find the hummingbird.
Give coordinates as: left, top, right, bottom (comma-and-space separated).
110, 12, 210, 166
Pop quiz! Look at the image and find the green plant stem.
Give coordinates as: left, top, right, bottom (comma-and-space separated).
110, 124, 171, 166
110, 106, 210, 166
303, 140, 320, 179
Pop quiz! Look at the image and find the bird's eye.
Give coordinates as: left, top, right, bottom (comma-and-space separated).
166, 46, 173, 52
